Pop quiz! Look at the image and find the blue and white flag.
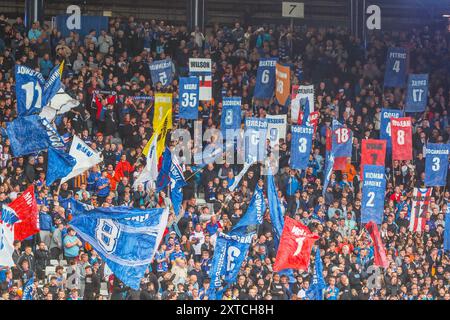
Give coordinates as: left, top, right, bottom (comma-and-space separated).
46, 147, 77, 186
384, 47, 407, 88
254, 58, 277, 99
22, 276, 34, 300
380, 108, 403, 149
322, 152, 335, 196
0, 205, 19, 267
244, 117, 268, 163
178, 76, 199, 120
291, 124, 314, 170
444, 202, 450, 252
405, 74, 429, 112
332, 119, 353, 158
42, 63, 64, 108
149, 59, 173, 87
156, 147, 172, 192
425, 143, 449, 187
305, 248, 325, 300
267, 167, 284, 249
361, 165, 386, 225
221, 97, 242, 137
231, 185, 266, 233
69, 200, 169, 290
209, 231, 254, 289
15, 65, 46, 117
5, 115, 63, 157
169, 155, 187, 216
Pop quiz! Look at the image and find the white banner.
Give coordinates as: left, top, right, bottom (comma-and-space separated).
266, 114, 287, 147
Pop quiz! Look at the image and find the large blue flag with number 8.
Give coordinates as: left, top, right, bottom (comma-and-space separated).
425, 143, 449, 187
178, 76, 199, 119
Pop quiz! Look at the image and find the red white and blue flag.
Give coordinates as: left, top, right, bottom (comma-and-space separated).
409, 187, 433, 233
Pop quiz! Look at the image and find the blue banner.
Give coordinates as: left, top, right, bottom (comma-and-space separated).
361, 165, 386, 225
22, 276, 34, 300
178, 76, 199, 119
380, 108, 403, 149
15, 65, 45, 117
425, 143, 449, 187
323, 152, 335, 197
209, 231, 254, 289
445, 202, 450, 252
221, 97, 242, 137
291, 124, 314, 170
55, 15, 109, 38
46, 147, 77, 186
149, 59, 173, 87
254, 58, 277, 99
332, 120, 353, 158
42, 64, 63, 108
169, 156, 187, 216
69, 200, 167, 290
305, 248, 325, 300
267, 168, 284, 248
405, 74, 429, 112
156, 148, 172, 192
231, 185, 266, 233
244, 118, 268, 163
384, 47, 407, 88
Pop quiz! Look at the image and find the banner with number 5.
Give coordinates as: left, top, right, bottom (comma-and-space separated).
361, 165, 386, 225
405, 74, 429, 112
291, 124, 314, 170
254, 58, 277, 99
178, 77, 199, 120
425, 143, 449, 186
391, 117, 412, 160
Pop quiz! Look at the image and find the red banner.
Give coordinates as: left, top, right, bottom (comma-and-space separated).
391, 117, 412, 160
365, 221, 388, 268
10, 185, 40, 241
361, 139, 386, 179
273, 217, 319, 272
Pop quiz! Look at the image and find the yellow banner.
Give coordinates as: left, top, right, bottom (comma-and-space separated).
143, 108, 171, 158
153, 93, 173, 129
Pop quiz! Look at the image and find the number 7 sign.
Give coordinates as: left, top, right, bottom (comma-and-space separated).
391, 117, 412, 160
360, 139, 386, 180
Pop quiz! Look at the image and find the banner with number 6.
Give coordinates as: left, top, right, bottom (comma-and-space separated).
254, 58, 277, 99
361, 165, 386, 225
425, 143, 449, 186
391, 117, 412, 160
178, 77, 199, 120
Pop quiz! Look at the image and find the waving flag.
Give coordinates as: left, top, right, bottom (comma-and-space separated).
231, 185, 266, 233
424, 143, 449, 187
10, 185, 39, 241
291, 124, 314, 170
305, 248, 326, 300
267, 167, 284, 248
143, 107, 171, 158
409, 187, 433, 233
156, 147, 172, 192
322, 152, 335, 196
40, 88, 80, 122
380, 108, 402, 150
384, 47, 407, 88
149, 59, 173, 87
405, 74, 429, 112
444, 202, 450, 252
178, 76, 199, 119
0, 205, 19, 267
46, 147, 77, 186
361, 165, 386, 225
60, 136, 102, 184
169, 155, 187, 216
42, 62, 64, 107
133, 137, 158, 190
69, 200, 169, 290
229, 161, 253, 192
365, 221, 388, 268
391, 117, 412, 160
254, 58, 277, 99
332, 120, 353, 170
15, 65, 46, 117
22, 277, 34, 300
273, 216, 319, 271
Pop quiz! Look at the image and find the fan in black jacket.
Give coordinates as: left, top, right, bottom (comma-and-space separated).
83, 266, 100, 300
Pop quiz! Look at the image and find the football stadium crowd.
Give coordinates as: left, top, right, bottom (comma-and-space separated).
0, 13, 449, 301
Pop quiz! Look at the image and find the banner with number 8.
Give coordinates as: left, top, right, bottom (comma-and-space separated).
391, 117, 413, 160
